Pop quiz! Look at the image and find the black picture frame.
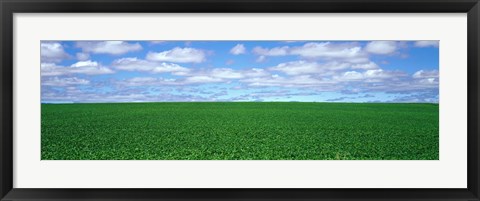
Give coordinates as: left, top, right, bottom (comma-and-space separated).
1, 0, 479, 200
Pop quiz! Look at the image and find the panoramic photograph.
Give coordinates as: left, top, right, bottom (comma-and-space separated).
41, 40, 439, 160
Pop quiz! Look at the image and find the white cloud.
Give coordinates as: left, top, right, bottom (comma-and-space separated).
76, 52, 90, 61
414, 41, 439, 48
242, 68, 270, 78
186, 67, 269, 83
146, 47, 206, 63
351, 62, 379, 70
112, 57, 190, 75
290, 42, 366, 61
318, 68, 437, 94
253, 42, 370, 63
252, 46, 289, 56
42, 41, 439, 103
270, 60, 324, 75
206, 68, 269, 79
269, 60, 376, 75
117, 67, 270, 86
129, 77, 158, 83
241, 74, 330, 88
364, 69, 395, 79
41, 60, 114, 76
340, 71, 364, 81
211, 68, 245, 79
205, 68, 270, 80
413, 70, 439, 78
41, 42, 71, 63
119, 77, 177, 87
417, 78, 437, 84
76, 41, 142, 55
365, 41, 397, 54
41, 63, 67, 76
42, 84, 213, 102
184, 76, 224, 84
336, 69, 406, 82
68, 60, 115, 75
412, 70, 439, 86
42, 77, 90, 86
150, 41, 166, 45
117, 57, 271, 85
118, 75, 224, 86
70, 60, 99, 68
230, 44, 246, 55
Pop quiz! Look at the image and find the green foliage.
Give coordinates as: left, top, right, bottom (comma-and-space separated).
41, 102, 439, 160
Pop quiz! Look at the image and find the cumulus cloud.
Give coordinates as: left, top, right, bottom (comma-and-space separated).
112, 57, 190, 75
41, 63, 67, 77
336, 69, 407, 82
184, 76, 224, 84
118, 77, 178, 87
117, 67, 269, 86
70, 60, 98, 68
252, 46, 289, 56
42, 84, 213, 103
41, 42, 71, 63
269, 60, 378, 75
76, 52, 90, 61
206, 68, 269, 79
41, 60, 114, 76
253, 42, 370, 63
338, 69, 438, 94
68, 60, 115, 75
339, 71, 364, 81
76, 41, 142, 55
210, 68, 245, 79
202, 68, 269, 80
363, 69, 405, 80
118, 76, 223, 87
230, 44, 246, 55
146, 47, 206, 63
412, 70, 439, 87
42, 77, 90, 86
41, 41, 439, 103
290, 42, 366, 61
365, 41, 397, 55
351, 62, 379, 70
241, 74, 330, 88
414, 41, 439, 48
242, 68, 270, 78
270, 61, 327, 75
413, 70, 439, 78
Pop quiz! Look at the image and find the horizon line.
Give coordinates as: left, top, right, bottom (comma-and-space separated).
41, 101, 439, 104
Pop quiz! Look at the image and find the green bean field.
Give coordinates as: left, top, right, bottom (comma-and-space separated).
41, 102, 439, 160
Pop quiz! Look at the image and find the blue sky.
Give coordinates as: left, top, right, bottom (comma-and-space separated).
41, 41, 439, 103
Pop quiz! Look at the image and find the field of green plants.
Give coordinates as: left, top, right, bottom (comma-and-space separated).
41, 102, 439, 160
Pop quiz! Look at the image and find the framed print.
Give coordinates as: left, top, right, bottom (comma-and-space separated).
1, 0, 479, 201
